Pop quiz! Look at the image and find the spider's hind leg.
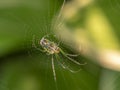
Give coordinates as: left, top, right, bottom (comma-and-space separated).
60, 49, 87, 65
55, 54, 69, 69
51, 55, 59, 90
55, 54, 82, 73
66, 53, 79, 57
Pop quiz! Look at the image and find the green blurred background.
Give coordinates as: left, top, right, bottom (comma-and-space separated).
0, 0, 120, 90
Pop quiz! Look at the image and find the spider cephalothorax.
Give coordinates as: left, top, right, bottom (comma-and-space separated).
40, 37, 60, 54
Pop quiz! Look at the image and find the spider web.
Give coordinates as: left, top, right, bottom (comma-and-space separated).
0, 0, 72, 90
0, 0, 98, 90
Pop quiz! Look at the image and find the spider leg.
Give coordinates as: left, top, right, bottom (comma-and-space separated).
42, 34, 49, 38
42, 34, 57, 42
42, 33, 55, 39
51, 55, 57, 83
55, 54, 69, 69
66, 54, 79, 57
51, 55, 59, 90
65, 54, 87, 65
66, 67, 82, 73
32, 35, 45, 52
55, 54, 82, 73
60, 49, 87, 65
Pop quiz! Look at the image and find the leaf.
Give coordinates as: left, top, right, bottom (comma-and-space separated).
0, 0, 120, 90
99, 69, 120, 90
0, 0, 63, 57
0, 54, 100, 90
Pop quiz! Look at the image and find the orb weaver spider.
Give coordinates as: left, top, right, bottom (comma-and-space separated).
32, 35, 86, 82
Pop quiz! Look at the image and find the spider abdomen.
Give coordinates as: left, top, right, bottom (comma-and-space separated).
40, 38, 60, 54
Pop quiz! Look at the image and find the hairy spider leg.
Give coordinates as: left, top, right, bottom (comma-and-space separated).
60, 49, 87, 65
66, 54, 79, 57
51, 55, 58, 90
32, 35, 45, 52
51, 55, 56, 82
41, 34, 58, 43
55, 54, 82, 73
55, 54, 69, 69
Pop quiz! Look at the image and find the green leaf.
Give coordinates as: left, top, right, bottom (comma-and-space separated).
99, 69, 120, 90
0, 0, 120, 90
0, 54, 100, 90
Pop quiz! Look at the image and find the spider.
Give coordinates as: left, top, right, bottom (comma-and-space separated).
32, 35, 86, 82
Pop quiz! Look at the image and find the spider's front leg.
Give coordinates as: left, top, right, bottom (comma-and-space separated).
32, 35, 45, 52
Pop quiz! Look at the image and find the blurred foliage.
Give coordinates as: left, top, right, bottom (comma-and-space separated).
0, 0, 120, 90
